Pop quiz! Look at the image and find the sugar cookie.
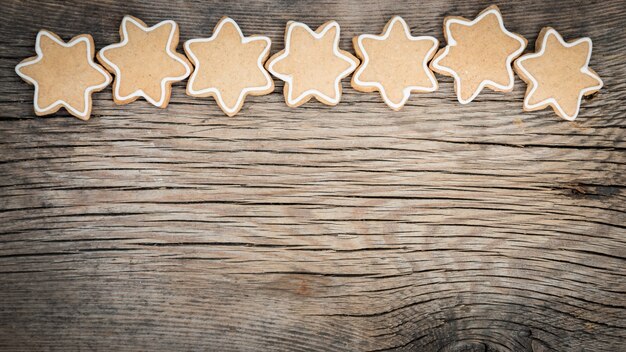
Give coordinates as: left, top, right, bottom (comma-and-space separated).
266, 21, 359, 107
430, 5, 527, 104
185, 17, 273, 116
351, 16, 438, 110
97, 16, 191, 108
15, 30, 111, 120
514, 28, 603, 121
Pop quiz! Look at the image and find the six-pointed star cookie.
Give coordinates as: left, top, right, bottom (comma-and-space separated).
185, 17, 273, 116
266, 21, 359, 107
15, 30, 111, 120
430, 5, 527, 104
352, 16, 438, 110
97, 16, 191, 108
514, 28, 603, 121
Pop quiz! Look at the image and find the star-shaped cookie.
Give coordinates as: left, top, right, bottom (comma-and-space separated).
266, 21, 359, 107
15, 30, 111, 120
514, 28, 603, 121
430, 5, 527, 104
97, 16, 191, 108
185, 17, 273, 116
352, 16, 438, 110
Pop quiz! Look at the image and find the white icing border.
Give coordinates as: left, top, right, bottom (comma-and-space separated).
430, 8, 526, 104
184, 17, 272, 115
267, 21, 357, 106
98, 16, 191, 107
353, 16, 438, 110
515, 28, 603, 121
15, 30, 111, 119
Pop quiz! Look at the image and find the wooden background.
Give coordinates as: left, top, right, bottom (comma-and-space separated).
1, 0, 624, 351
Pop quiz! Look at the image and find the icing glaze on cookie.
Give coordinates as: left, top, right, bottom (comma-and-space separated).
514, 27, 603, 121
98, 16, 191, 108
266, 21, 359, 107
430, 5, 527, 104
15, 30, 111, 120
185, 17, 273, 116
352, 16, 438, 110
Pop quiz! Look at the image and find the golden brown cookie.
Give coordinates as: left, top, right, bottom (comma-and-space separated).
351, 16, 438, 110
184, 17, 274, 116
15, 30, 111, 120
266, 21, 359, 107
430, 5, 527, 104
514, 27, 603, 121
97, 15, 191, 108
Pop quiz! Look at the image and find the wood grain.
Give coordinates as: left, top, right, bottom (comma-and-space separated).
1, 0, 624, 351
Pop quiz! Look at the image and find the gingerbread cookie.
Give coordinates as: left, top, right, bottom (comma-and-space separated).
15, 30, 111, 120
266, 21, 359, 107
97, 16, 191, 108
185, 17, 273, 116
352, 16, 438, 110
430, 5, 527, 104
514, 28, 603, 121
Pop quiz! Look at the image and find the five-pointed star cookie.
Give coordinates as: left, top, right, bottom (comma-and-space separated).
352, 16, 438, 110
97, 16, 191, 108
15, 30, 111, 120
430, 5, 527, 104
514, 28, 603, 121
266, 21, 359, 107
184, 17, 273, 116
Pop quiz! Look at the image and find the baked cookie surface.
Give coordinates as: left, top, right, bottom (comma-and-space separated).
514, 27, 603, 121
97, 16, 191, 108
352, 16, 438, 110
185, 17, 273, 116
15, 30, 111, 120
430, 5, 527, 104
266, 21, 359, 107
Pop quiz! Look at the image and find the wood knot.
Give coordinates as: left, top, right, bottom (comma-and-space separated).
563, 183, 619, 199
531, 339, 551, 352
439, 341, 487, 352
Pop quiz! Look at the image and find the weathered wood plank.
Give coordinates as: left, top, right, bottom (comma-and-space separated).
0, 0, 624, 351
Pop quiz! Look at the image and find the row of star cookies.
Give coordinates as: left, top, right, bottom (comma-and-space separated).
16, 5, 602, 121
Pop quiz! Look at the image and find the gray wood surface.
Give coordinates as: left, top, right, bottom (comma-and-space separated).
1, 0, 624, 351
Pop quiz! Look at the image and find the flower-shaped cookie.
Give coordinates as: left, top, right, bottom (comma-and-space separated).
15, 30, 111, 120
430, 5, 527, 104
266, 21, 359, 107
98, 16, 191, 108
352, 16, 438, 110
185, 17, 273, 116
514, 28, 603, 121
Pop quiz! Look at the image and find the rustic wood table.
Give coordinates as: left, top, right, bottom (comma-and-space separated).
1, 1, 624, 351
